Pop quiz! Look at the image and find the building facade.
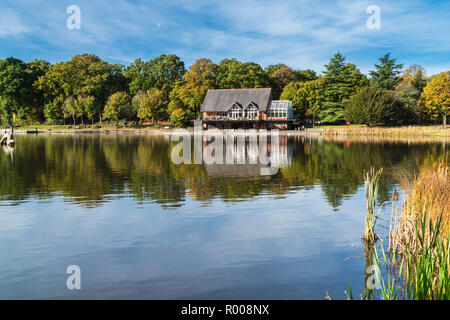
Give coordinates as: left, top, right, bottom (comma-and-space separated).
201, 88, 294, 130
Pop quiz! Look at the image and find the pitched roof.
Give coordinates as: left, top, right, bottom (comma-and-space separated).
201, 88, 272, 112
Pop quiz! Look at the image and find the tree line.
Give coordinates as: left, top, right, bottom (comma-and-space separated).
0, 52, 448, 127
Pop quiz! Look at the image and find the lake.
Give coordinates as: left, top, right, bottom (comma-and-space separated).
0, 133, 447, 299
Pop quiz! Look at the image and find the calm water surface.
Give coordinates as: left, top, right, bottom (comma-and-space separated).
0, 133, 447, 299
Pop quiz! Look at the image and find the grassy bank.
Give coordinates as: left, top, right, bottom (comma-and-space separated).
322, 125, 450, 138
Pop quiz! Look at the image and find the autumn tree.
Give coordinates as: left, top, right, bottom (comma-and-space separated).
265, 64, 287, 77
369, 53, 403, 90
420, 71, 450, 126
170, 107, 187, 127
178, 58, 218, 118
393, 65, 428, 122
138, 89, 166, 125
270, 66, 297, 99
103, 92, 133, 124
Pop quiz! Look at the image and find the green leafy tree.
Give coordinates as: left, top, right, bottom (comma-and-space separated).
216, 59, 269, 89
138, 89, 166, 124
103, 91, 133, 124
293, 69, 317, 82
36, 54, 127, 123
125, 54, 185, 97
80, 95, 97, 124
369, 53, 403, 90
167, 80, 187, 115
345, 86, 401, 124
131, 91, 145, 120
27, 59, 51, 122
62, 96, 78, 124
43, 103, 62, 124
281, 78, 324, 120
405, 64, 428, 92
0, 57, 38, 124
321, 53, 368, 123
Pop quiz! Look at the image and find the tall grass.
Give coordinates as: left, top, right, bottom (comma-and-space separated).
323, 125, 450, 138
401, 158, 449, 233
381, 212, 449, 300
351, 159, 449, 300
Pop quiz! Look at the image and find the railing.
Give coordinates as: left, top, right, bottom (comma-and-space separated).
204, 116, 260, 121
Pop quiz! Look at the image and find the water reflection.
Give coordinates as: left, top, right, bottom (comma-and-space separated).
201, 134, 292, 177
0, 134, 447, 209
0, 133, 448, 299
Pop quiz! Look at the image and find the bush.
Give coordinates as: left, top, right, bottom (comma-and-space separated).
345, 86, 402, 125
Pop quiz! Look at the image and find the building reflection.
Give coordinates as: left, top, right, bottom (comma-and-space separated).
201, 134, 292, 177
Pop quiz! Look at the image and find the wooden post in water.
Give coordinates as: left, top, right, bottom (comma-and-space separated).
1, 122, 15, 147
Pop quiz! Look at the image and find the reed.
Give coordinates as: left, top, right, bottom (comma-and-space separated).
348, 160, 449, 300
383, 211, 449, 299
323, 125, 450, 138
363, 167, 383, 242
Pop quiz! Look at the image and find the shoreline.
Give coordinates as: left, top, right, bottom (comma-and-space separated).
3, 125, 450, 138
8, 127, 324, 136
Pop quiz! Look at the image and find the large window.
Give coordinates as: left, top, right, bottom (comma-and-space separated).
267, 101, 293, 119
228, 104, 242, 119
245, 104, 259, 119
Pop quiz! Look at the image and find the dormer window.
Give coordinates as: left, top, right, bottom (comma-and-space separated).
244, 103, 259, 119
227, 103, 243, 120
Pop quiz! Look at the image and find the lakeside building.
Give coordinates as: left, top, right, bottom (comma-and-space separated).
201, 88, 295, 130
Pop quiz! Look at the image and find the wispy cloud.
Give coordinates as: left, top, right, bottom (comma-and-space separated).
0, 0, 448, 74
0, 8, 31, 36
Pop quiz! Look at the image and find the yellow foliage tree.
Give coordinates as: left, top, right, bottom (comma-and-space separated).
420, 71, 450, 126
178, 58, 218, 118
137, 89, 165, 125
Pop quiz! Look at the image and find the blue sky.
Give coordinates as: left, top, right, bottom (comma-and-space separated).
0, 0, 449, 75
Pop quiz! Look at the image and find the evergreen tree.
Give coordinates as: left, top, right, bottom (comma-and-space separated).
369, 53, 403, 90
320, 53, 368, 123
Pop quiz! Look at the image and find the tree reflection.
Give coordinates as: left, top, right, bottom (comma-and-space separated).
0, 134, 446, 209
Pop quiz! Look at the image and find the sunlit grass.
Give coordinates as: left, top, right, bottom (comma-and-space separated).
323, 125, 450, 138
401, 159, 449, 233
348, 160, 449, 300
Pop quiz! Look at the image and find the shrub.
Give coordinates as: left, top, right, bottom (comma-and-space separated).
345, 86, 402, 125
